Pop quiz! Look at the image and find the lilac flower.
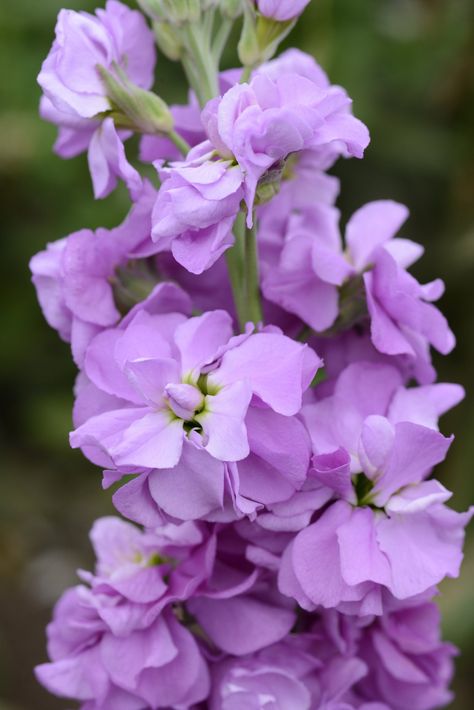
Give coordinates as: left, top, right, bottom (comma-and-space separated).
30, 184, 191, 366
35, 517, 211, 708
151, 150, 244, 274
258, 164, 350, 332
257, 0, 312, 22
209, 628, 384, 710
71, 310, 319, 522
355, 602, 456, 710
38, 0, 155, 198
200, 69, 370, 224
276, 361, 472, 612
150, 56, 369, 272
345, 201, 455, 381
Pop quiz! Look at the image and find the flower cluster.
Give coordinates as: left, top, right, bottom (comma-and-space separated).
32, 1, 470, 708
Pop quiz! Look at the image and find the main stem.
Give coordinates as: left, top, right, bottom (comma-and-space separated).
226, 213, 246, 329
243, 215, 263, 325
226, 211, 263, 330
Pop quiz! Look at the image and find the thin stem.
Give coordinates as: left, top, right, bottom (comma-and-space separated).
182, 23, 219, 106
168, 129, 191, 157
226, 212, 246, 329
212, 17, 233, 64
243, 214, 263, 325
203, 7, 215, 41
181, 54, 206, 107
240, 65, 252, 83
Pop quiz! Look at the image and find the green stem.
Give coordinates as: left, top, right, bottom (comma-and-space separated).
243, 214, 263, 325
212, 17, 233, 63
168, 129, 191, 157
226, 212, 246, 329
240, 65, 252, 83
182, 23, 219, 106
181, 54, 206, 106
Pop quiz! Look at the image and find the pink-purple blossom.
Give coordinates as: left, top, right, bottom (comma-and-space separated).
277, 362, 472, 613
150, 52, 369, 272
70, 309, 320, 522
38, 0, 155, 198
29, 184, 190, 366
35, 517, 212, 708
201, 69, 370, 223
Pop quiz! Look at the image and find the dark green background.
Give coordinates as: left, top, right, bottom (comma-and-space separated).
0, 1, 473, 707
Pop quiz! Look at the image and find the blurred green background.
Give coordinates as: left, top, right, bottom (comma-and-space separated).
0, 0, 473, 707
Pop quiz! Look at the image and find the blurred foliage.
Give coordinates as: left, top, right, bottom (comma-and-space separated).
0, 0, 473, 707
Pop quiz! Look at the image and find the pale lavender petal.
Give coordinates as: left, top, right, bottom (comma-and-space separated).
370, 421, 453, 506
211, 333, 320, 415
337, 507, 391, 586
111, 410, 184, 470
198, 381, 252, 461
88, 119, 142, 200
147, 442, 225, 520
388, 383, 465, 430
346, 201, 409, 271
174, 309, 234, 376
188, 595, 295, 656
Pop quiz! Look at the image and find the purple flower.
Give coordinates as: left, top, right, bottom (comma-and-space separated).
201, 69, 369, 224
209, 627, 378, 710
345, 201, 455, 381
257, 0, 311, 22
250, 360, 463, 533
38, 0, 155, 198
355, 602, 456, 710
276, 361, 473, 612
151, 150, 244, 274
35, 516, 211, 708
258, 163, 350, 332
279, 456, 471, 616
30, 184, 190, 366
70, 310, 320, 522
150, 54, 369, 272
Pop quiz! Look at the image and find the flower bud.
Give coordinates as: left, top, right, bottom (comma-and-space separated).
97, 65, 174, 134
237, 4, 260, 67
153, 21, 184, 61
257, 0, 311, 22
136, 0, 166, 21
238, 4, 297, 67
142, 0, 201, 24
221, 0, 244, 19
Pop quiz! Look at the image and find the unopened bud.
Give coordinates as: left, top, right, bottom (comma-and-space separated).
237, 4, 260, 67
136, 0, 166, 21
97, 65, 174, 134
256, 15, 295, 60
238, 4, 295, 67
146, 0, 201, 24
221, 0, 244, 19
153, 21, 184, 61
